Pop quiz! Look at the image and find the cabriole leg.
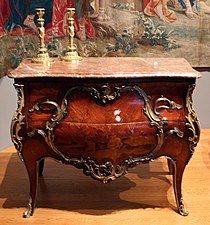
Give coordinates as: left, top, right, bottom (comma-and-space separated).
167, 159, 174, 175
170, 158, 189, 216
38, 159, 45, 177
22, 155, 38, 218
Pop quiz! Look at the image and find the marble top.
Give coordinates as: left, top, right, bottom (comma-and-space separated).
9, 57, 201, 79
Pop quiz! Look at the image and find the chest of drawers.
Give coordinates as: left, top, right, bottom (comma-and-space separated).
9, 57, 201, 217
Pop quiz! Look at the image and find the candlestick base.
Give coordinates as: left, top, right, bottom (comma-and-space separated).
32, 52, 52, 64
61, 51, 82, 63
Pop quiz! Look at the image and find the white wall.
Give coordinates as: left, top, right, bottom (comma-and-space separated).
0, 77, 16, 150
193, 72, 210, 128
0, 73, 210, 150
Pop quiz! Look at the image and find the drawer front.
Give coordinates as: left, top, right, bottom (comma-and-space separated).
27, 81, 187, 124
26, 80, 188, 165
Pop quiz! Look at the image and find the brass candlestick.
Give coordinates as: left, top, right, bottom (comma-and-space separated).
61, 8, 82, 62
32, 8, 51, 64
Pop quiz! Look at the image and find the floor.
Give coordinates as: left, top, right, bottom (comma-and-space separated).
0, 129, 210, 225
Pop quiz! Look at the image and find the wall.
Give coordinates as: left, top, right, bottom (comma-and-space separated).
193, 71, 210, 128
0, 77, 16, 150
0, 73, 210, 150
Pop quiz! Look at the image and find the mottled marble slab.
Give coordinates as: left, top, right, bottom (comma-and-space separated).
8, 57, 201, 78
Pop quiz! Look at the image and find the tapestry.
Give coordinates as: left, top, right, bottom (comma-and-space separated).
1, 0, 210, 77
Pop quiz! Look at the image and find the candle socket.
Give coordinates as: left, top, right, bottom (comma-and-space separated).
32, 8, 51, 64
61, 8, 82, 63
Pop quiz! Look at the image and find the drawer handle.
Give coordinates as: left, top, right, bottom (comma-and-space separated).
154, 95, 182, 115
29, 100, 62, 119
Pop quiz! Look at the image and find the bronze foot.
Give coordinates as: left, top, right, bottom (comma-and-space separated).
178, 197, 189, 216
23, 197, 34, 218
